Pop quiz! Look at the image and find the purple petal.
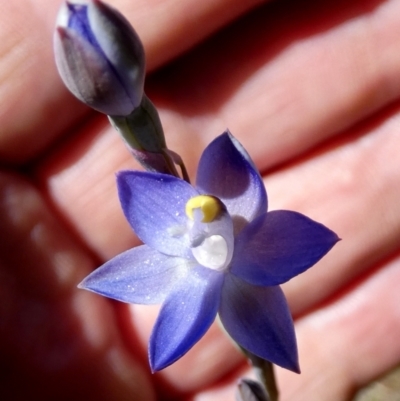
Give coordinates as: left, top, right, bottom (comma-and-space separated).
117, 171, 198, 258
149, 265, 224, 371
219, 274, 299, 372
196, 131, 267, 232
230, 210, 339, 286
78, 245, 189, 304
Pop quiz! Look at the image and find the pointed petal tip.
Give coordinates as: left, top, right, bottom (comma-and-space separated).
197, 130, 267, 223
148, 347, 172, 373
76, 275, 95, 291
269, 353, 300, 374
327, 229, 341, 250
148, 358, 157, 374
291, 361, 301, 374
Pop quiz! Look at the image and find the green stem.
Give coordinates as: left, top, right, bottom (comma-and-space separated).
240, 348, 279, 401
108, 94, 190, 180
164, 149, 191, 183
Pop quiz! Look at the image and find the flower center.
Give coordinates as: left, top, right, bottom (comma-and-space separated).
191, 235, 228, 271
185, 195, 233, 271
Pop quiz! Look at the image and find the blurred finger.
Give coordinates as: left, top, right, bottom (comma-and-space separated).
0, 172, 154, 400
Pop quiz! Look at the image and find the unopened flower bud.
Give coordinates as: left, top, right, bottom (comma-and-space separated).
54, 0, 145, 116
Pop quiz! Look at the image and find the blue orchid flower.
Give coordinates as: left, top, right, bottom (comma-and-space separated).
79, 131, 339, 373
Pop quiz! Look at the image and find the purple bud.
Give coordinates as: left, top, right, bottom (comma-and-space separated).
236, 379, 270, 401
54, 0, 145, 116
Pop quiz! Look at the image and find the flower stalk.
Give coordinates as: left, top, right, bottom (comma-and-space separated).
109, 94, 188, 178
241, 347, 279, 401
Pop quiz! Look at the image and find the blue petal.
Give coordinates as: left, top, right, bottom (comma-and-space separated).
196, 131, 267, 232
78, 245, 189, 304
219, 274, 299, 372
149, 265, 224, 371
117, 171, 198, 258
230, 210, 339, 286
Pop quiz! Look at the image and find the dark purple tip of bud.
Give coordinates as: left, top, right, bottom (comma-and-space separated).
67, 3, 95, 46
236, 379, 270, 401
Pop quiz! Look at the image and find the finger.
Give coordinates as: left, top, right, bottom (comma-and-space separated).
0, 172, 154, 400
115, 0, 264, 70
268, 103, 400, 315
190, 254, 400, 401
147, 0, 400, 171
0, 0, 261, 163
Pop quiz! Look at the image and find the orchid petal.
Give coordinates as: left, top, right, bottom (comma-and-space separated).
78, 245, 189, 304
231, 210, 339, 286
149, 265, 223, 371
196, 131, 267, 232
219, 274, 299, 372
117, 171, 198, 258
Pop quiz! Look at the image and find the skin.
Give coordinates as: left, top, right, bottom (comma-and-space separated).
1, 0, 400, 400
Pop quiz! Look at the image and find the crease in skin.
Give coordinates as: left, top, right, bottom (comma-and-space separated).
145, 0, 400, 173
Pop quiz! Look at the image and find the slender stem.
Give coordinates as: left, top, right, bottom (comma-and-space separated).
240, 348, 279, 401
164, 149, 191, 183
160, 148, 181, 178
254, 360, 278, 401
109, 94, 190, 179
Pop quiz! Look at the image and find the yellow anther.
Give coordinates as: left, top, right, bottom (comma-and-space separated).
185, 195, 221, 223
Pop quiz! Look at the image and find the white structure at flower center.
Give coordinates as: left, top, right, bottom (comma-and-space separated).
192, 235, 228, 271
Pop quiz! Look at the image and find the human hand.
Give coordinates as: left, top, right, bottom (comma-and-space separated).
1, 0, 400, 400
